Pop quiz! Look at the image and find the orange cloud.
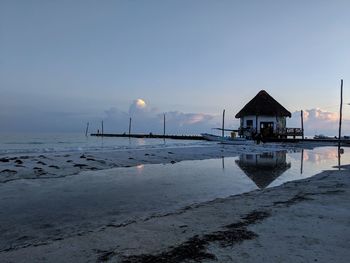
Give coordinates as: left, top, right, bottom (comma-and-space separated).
304, 108, 338, 122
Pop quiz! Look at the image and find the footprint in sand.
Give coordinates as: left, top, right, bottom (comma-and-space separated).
0, 169, 17, 175
33, 167, 47, 175
73, 164, 88, 169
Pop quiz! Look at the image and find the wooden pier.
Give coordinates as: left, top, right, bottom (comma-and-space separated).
90, 133, 205, 140
90, 133, 350, 145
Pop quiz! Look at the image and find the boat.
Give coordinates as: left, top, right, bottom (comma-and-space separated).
313, 134, 335, 140
201, 133, 253, 145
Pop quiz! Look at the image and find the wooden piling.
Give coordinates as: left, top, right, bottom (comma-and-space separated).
129, 117, 132, 137
338, 79, 343, 161
163, 113, 166, 137
222, 109, 225, 139
101, 121, 104, 136
301, 110, 304, 140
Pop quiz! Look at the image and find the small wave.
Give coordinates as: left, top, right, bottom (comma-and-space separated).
4, 141, 45, 145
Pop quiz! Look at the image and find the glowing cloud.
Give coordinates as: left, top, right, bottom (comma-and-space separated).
135, 99, 146, 109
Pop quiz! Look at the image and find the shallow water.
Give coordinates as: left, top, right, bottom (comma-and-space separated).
0, 146, 348, 250
0, 133, 207, 155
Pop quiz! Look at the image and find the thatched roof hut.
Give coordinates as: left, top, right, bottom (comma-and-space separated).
235, 90, 291, 118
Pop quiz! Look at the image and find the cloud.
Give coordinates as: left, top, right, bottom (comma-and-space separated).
289, 108, 349, 136
99, 98, 229, 135
303, 108, 338, 122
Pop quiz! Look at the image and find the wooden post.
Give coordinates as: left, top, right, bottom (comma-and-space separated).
301, 110, 304, 140
101, 121, 104, 136
129, 117, 132, 137
85, 122, 89, 137
222, 109, 225, 140
338, 79, 343, 167
338, 79, 343, 150
163, 113, 166, 138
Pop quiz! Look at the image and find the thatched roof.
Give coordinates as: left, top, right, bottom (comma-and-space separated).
235, 90, 291, 118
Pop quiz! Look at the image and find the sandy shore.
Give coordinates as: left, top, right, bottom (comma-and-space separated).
0, 168, 349, 262
0, 143, 296, 184
0, 143, 349, 262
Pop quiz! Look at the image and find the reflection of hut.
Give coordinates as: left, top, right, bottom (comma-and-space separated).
235, 151, 291, 189
235, 90, 292, 138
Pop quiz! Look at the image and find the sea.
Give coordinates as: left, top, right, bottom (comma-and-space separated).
0, 132, 207, 155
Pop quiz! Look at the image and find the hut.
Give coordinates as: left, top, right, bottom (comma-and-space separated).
235, 90, 292, 138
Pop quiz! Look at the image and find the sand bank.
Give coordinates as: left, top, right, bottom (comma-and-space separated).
0, 167, 349, 262
0, 142, 348, 262
0, 142, 296, 184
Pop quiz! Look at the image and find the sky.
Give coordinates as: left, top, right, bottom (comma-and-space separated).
1, 0, 349, 136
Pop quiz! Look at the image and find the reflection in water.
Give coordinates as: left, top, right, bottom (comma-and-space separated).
136, 164, 145, 174
301, 149, 304, 174
303, 148, 339, 164
235, 151, 291, 189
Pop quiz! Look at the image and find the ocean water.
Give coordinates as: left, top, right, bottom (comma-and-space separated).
0, 133, 207, 155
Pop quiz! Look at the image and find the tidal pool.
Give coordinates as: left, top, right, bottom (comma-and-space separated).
0, 146, 348, 251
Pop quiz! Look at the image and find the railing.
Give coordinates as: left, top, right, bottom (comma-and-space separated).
238, 127, 303, 137
276, 128, 303, 136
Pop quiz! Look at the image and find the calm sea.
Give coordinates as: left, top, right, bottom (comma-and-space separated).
0, 133, 207, 155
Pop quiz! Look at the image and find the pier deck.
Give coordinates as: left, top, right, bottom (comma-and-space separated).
90, 133, 205, 140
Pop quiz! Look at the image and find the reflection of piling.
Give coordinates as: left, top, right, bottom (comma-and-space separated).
85, 122, 89, 137
128, 118, 132, 137
300, 149, 304, 174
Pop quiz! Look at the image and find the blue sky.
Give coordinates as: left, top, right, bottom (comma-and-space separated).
1, 0, 349, 135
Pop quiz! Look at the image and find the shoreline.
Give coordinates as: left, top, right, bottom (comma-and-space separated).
0, 142, 297, 184
0, 167, 349, 262
0, 143, 349, 262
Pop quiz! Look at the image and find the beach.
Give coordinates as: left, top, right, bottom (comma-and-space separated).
0, 140, 349, 262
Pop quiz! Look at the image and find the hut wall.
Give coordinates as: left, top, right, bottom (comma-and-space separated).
241, 115, 285, 133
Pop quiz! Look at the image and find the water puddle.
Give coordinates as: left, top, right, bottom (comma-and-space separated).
0, 146, 348, 250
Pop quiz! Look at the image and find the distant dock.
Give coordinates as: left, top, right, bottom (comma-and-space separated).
90, 133, 205, 140
90, 133, 350, 145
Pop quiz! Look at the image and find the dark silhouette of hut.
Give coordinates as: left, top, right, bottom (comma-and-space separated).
235, 90, 292, 138
235, 151, 291, 189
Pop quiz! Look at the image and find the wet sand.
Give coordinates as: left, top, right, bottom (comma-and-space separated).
0, 143, 349, 262
0, 143, 294, 184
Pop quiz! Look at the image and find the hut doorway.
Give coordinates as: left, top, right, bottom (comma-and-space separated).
260, 122, 274, 138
